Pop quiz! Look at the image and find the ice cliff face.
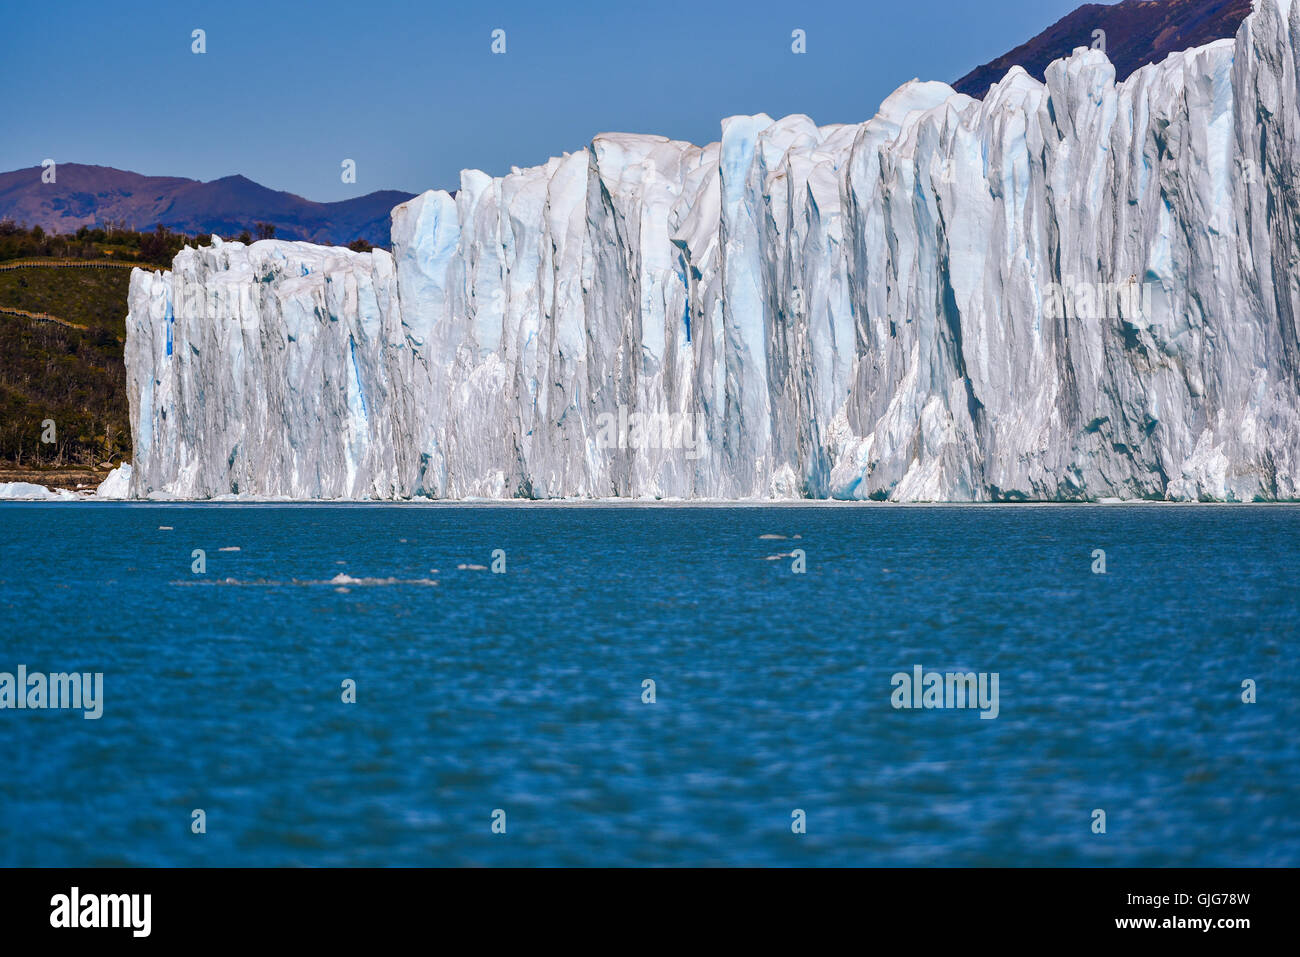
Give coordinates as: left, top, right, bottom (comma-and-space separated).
126, 0, 1300, 500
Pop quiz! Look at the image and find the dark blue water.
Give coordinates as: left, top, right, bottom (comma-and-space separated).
0, 503, 1296, 866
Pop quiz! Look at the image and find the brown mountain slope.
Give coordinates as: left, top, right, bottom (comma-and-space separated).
0, 164, 414, 248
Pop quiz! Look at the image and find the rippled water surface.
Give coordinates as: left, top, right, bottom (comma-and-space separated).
1, 503, 1296, 866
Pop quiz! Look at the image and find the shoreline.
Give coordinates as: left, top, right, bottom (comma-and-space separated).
4, 496, 1299, 507
0, 467, 111, 491
4, 465, 1297, 506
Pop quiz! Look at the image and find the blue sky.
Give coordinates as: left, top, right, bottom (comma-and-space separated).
2, 0, 1083, 201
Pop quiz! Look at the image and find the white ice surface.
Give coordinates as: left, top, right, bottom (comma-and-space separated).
125, 0, 1300, 501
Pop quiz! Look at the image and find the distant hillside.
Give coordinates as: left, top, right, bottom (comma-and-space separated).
0, 164, 415, 248
953, 0, 1252, 97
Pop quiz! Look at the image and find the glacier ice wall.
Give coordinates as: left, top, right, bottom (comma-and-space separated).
126, 0, 1300, 500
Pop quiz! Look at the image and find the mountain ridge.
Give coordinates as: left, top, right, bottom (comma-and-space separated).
0, 164, 414, 247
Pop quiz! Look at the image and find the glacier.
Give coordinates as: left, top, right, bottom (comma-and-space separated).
124, 0, 1300, 501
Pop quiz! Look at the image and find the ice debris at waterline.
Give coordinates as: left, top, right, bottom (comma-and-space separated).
95, 464, 132, 499
0, 482, 81, 501
0, 465, 132, 501
125, 0, 1300, 502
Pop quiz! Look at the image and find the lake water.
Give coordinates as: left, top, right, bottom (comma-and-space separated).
0, 503, 1296, 866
